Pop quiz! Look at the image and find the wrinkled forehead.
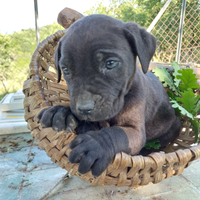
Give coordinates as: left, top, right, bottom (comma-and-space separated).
68, 14, 124, 34
61, 15, 128, 53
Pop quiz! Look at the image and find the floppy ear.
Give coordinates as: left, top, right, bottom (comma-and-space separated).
123, 22, 156, 73
54, 41, 62, 83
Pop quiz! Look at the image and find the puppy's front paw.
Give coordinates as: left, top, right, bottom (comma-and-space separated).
37, 105, 78, 132
68, 131, 115, 177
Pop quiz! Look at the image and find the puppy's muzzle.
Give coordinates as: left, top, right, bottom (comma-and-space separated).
76, 100, 95, 115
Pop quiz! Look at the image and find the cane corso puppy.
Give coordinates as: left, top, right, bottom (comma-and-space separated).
37, 14, 181, 177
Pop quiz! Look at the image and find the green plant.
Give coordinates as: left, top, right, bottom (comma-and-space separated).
152, 62, 200, 143
145, 139, 161, 150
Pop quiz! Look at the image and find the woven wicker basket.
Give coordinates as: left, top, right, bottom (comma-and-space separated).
23, 29, 200, 187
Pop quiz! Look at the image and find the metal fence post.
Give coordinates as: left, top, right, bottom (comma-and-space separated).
175, 0, 187, 63
147, 0, 172, 33
34, 0, 40, 45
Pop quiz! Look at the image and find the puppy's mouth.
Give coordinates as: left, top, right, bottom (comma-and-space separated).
70, 94, 124, 122
74, 110, 110, 122
72, 104, 115, 122
77, 114, 96, 122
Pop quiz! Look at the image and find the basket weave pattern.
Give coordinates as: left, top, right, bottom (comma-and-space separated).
23, 29, 200, 187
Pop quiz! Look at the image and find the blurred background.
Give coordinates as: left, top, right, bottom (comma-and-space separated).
0, 0, 199, 100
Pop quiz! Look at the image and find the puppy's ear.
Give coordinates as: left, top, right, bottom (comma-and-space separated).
124, 22, 156, 73
54, 41, 62, 83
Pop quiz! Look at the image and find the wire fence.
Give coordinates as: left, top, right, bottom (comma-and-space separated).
144, 0, 200, 66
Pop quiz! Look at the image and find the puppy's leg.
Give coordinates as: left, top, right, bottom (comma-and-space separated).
158, 117, 182, 149
68, 126, 146, 177
140, 117, 182, 156
37, 105, 79, 133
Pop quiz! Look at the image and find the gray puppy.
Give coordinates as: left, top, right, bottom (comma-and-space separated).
38, 14, 181, 177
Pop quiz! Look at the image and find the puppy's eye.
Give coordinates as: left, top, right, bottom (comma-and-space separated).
62, 67, 70, 76
106, 61, 119, 69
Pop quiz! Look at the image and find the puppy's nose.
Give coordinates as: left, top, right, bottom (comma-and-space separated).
76, 101, 94, 115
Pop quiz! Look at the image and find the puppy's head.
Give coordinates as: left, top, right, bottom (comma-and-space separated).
54, 14, 156, 121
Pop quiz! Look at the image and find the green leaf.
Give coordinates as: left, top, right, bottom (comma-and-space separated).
176, 89, 200, 114
167, 90, 175, 100
144, 139, 161, 150
194, 101, 200, 115
152, 67, 178, 94
172, 62, 181, 87
170, 100, 194, 119
176, 69, 199, 91
190, 118, 200, 143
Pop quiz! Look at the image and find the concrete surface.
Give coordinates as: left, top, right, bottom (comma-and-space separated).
0, 132, 200, 200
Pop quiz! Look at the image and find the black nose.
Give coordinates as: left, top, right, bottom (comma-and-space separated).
76, 101, 94, 115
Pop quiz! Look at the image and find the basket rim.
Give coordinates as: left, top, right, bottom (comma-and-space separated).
23, 29, 200, 187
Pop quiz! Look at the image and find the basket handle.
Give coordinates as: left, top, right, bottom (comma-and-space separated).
57, 7, 84, 29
